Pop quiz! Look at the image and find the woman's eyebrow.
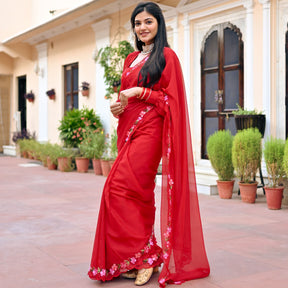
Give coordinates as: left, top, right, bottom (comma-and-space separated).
135, 17, 154, 22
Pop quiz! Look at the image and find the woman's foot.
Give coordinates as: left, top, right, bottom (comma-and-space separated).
134, 267, 158, 286
122, 269, 138, 279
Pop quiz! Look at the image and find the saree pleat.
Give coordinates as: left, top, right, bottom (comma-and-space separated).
89, 105, 163, 280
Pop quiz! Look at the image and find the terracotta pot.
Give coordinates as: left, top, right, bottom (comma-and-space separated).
28, 151, 34, 159
101, 160, 111, 177
57, 157, 73, 172
48, 94, 56, 100
47, 157, 57, 170
81, 89, 89, 96
75, 157, 89, 173
92, 159, 102, 175
27, 98, 34, 103
265, 186, 284, 210
216, 180, 235, 199
238, 182, 258, 203
22, 151, 28, 158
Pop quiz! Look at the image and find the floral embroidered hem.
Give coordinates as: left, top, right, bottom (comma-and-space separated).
88, 234, 163, 281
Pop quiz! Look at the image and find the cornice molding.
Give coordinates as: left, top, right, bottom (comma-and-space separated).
178, 0, 246, 14
35, 42, 48, 54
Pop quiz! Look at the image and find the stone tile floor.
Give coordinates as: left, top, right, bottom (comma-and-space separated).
0, 156, 288, 288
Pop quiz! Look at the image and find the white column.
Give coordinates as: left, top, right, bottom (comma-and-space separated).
168, 17, 178, 54
91, 19, 112, 134
182, 13, 191, 111
35, 43, 48, 142
244, 0, 254, 110
259, 0, 271, 138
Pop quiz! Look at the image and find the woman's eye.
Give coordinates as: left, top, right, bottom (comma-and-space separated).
135, 22, 141, 26
146, 20, 153, 25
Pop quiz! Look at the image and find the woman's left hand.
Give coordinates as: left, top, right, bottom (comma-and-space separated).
119, 87, 142, 107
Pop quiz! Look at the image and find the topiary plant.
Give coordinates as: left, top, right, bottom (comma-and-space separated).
232, 128, 262, 183
263, 137, 285, 188
58, 107, 102, 148
207, 130, 234, 181
282, 139, 288, 181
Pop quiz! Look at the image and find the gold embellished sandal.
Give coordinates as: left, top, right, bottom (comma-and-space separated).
134, 267, 158, 286
122, 269, 138, 279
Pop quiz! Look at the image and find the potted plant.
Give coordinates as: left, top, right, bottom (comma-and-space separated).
263, 137, 286, 209
24, 91, 35, 102
232, 128, 262, 203
46, 89, 56, 100
58, 107, 102, 148
94, 40, 134, 99
12, 129, 36, 157
75, 137, 92, 173
80, 82, 90, 96
42, 143, 59, 170
77, 127, 106, 175
233, 104, 266, 138
207, 130, 234, 199
53, 145, 75, 172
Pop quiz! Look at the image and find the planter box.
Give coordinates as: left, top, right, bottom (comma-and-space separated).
2, 145, 16, 156
234, 114, 266, 138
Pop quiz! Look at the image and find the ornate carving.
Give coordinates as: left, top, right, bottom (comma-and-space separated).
201, 22, 243, 51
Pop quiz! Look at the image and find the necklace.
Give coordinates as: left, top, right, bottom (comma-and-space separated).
141, 43, 154, 55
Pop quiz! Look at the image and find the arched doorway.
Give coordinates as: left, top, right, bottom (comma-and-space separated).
201, 22, 244, 159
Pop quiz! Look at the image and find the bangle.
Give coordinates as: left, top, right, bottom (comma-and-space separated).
145, 89, 152, 102
140, 88, 146, 100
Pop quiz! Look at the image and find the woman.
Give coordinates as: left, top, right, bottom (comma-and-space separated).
88, 2, 210, 287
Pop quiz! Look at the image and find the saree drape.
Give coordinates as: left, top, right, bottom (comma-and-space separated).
88, 48, 210, 287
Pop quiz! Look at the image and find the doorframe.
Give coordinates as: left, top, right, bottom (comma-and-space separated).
192, 10, 246, 165
200, 22, 244, 159
17, 75, 27, 131
277, 1, 288, 140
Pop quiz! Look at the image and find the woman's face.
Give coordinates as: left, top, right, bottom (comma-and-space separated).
134, 11, 158, 45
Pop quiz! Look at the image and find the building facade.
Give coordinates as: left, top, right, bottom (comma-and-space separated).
1, 0, 287, 184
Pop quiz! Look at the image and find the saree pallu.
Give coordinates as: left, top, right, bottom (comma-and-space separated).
88, 100, 164, 280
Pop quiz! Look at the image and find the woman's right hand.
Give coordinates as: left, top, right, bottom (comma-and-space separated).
110, 102, 124, 117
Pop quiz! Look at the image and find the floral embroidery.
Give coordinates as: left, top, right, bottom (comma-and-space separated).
89, 232, 162, 280
159, 94, 174, 288
125, 106, 153, 142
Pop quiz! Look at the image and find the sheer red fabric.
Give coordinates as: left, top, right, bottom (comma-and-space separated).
88, 48, 210, 287
158, 48, 210, 286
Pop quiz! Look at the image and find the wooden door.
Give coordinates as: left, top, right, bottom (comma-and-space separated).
64, 63, 79, 111
201, 22, 244, 158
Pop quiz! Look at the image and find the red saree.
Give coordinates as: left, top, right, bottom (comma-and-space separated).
88, 48, 210, 287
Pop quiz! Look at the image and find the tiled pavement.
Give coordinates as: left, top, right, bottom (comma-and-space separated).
0, 156, 288, 288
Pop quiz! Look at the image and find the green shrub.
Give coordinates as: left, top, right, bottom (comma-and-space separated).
207, 130, 234, 181
78, 127, 106, 159
282, 139, 288, 180
58, 107, 102, 148
232, 128, 262, 183
109, 129, 118, 160
263, 137, 285, 187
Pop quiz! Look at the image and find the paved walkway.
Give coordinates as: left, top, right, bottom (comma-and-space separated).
0, 156, 288, 288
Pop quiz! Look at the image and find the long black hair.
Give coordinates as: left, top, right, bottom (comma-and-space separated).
130, 2, 170, 87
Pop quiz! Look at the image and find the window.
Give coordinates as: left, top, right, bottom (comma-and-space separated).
64, 63, 78, 111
